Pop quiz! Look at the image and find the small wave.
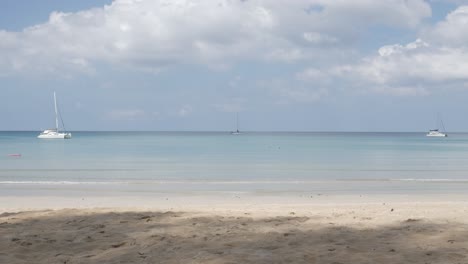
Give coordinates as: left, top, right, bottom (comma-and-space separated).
395, 178, 468, 182
337, 178, 468, 183
0, 180, 336, 185
2, 179, 468, 185
0, 181, 130, 185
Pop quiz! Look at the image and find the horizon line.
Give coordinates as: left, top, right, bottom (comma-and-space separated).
0, 130, 463, 133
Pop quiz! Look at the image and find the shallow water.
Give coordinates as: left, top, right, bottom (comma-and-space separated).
1, 131, 467, 195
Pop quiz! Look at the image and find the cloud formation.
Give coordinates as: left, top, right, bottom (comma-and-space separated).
305, 5, 468, 96
0, 0, 431, 75
424, 5, 468, 46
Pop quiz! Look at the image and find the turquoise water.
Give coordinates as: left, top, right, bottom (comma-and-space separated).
2, 131, 468, 185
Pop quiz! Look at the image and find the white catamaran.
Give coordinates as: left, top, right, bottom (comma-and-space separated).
38, 92, 72, 139
426, 115, 447, 137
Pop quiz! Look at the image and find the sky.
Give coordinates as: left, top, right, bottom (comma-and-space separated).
2, 0, 468, 132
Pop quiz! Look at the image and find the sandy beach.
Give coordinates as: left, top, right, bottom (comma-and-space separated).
3, 0, 468, 260
2, 194, 468, 264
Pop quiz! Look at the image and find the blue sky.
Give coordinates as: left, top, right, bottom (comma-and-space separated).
2, 0, 468, 131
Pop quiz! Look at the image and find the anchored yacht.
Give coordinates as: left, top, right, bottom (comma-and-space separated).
38, 92, 72, 139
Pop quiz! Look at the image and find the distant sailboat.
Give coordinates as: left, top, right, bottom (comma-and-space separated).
38, 92, 72, 139
426, 114, 447, 137
231, 113, 241, 135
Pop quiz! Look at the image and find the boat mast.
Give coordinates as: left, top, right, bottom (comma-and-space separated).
440, 117, 447, 133
437, 113, 446, 133
236, 112, 239, 132
54, 91, 59, 132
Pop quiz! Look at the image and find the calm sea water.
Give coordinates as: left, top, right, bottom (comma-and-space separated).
2, 131, 468, 195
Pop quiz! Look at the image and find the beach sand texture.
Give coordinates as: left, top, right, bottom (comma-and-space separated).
1, 203, 468, 264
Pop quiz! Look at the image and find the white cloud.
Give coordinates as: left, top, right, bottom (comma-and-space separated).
378, 38, 429, 56
293, 3, 468, 97
0, 0, 431, 76
335, 37, 468, 95
285, 5, 468, 97
303, 32, 338, 44
424, 5, 468, 47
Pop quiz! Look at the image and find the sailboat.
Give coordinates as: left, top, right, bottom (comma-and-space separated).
426, 114, 447, 137
231, 112, 241, 135
38, 92, 72, 139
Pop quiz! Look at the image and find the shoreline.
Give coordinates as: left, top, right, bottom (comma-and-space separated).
2, 192, 468, 212
2, 178, 468, 212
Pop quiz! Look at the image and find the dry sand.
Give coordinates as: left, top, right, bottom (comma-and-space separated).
1, 196, 468, 264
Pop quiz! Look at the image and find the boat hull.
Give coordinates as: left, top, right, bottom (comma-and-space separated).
38, 133, 72, 139
426, 133, 447, 137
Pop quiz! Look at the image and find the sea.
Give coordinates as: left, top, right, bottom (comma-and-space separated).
2, 131, 468, 197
